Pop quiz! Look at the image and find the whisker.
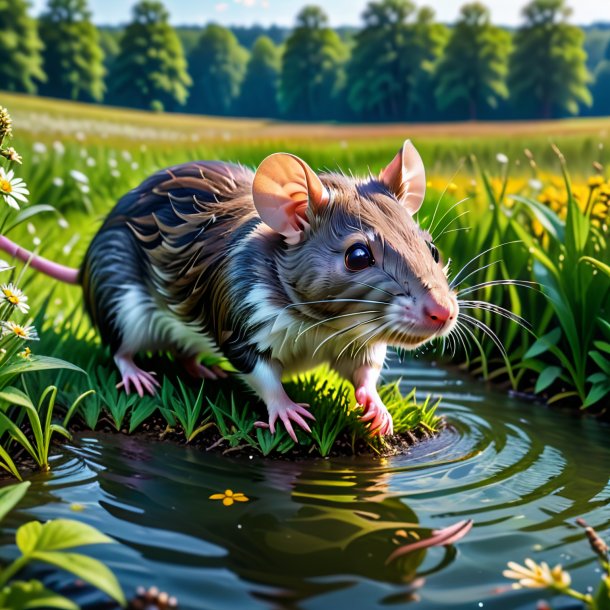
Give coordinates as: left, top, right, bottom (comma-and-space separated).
451, 259, 502, 291
459, 313, 508, 359
458, 300, 532, 331
433, 209, 470, 242
449, 240, 522, 288
426, 160, 465, 234
457, 279, 539, 297
429, 196, 471, 238
353, 281, 398, 298
295, 310, 381, 341
312, 315, 386, 357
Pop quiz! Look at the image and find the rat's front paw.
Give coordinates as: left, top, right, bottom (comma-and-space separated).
254, 399, 315, 443
355, 386, 393, 436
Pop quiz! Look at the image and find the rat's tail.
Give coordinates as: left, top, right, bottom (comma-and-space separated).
0, 235, 80, 284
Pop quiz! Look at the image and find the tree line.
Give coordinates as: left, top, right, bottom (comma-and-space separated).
1, 0, 607, 121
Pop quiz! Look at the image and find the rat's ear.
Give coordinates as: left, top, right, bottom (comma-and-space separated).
252, 153, 329, 244
379, 139, 426, 215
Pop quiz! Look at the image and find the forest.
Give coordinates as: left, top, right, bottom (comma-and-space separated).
2, 0, 610, 122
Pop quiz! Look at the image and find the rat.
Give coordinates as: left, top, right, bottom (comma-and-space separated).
0, 140, 458, 441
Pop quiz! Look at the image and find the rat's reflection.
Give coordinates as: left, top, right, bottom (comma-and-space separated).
81, 435, 470, 608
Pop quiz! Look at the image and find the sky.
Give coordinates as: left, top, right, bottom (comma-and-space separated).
29, 0, 610, 27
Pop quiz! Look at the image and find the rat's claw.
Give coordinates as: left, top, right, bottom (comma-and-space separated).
255, 400, 313, 443
356, 385, 393, 436
115, 354, 159, 397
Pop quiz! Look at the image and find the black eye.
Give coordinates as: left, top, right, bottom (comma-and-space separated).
345, 243, 374, 271
427, 242, 440, 263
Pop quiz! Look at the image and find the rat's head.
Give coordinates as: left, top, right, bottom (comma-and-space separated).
252, 140, 458, 352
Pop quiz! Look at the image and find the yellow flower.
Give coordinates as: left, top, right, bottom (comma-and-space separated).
209, 489, 249, 506
503, 559, 571, 590
18, 347, 32, 359
447, 182, 458, 194
1, 321, 38, 341
0, 283, 29, 314
588, 175, 604, 188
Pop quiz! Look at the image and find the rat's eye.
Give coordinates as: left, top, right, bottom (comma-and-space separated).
345, 243, 374, 271
427, 242, 440, 263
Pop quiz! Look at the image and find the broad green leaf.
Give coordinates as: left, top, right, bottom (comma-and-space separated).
583, 383, 610, 409
0, 482, 29, 520
3, 205, 58, 235
0, 580, 77, 610
588, 372, 609, 384
30, 552, 125, 606
594, 341, 610, 355
16, 521, 43, 556
590, 351, 610, 375
0, 387, 34, 409
35, 519, 113, 552
511, 195, 565, 241
0, 357, 84, 382
535, 366, 563, 394
523, 328, 562, 360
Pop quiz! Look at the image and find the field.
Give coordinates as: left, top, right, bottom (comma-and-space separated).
2, 90, 610, 438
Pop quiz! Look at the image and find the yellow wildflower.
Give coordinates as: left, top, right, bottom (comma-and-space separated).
209, 489, 249, 506
588, 175, 604, 188
18, 347, 32, 359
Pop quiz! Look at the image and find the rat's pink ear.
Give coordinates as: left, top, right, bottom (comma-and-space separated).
379, 139, 426, 215
252, 153, 329, 244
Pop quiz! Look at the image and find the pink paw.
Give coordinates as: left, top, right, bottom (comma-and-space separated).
254, 400, 315, 443
356, 386, 393, 436
182, 356, 228, 380
115, 355, 160, 397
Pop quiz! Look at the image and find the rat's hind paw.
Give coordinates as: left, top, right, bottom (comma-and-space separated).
181, 356, 228, 380
356, 385, 394, 436
115, 354, 160, 397
255, 401, 315, 443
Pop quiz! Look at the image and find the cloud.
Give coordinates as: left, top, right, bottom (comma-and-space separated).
215, 2, 229, 11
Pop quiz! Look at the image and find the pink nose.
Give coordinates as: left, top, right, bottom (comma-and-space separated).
423, 300, 452, 325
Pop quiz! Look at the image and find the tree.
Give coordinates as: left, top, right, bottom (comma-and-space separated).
109, 1, 191, 111
346, 0, 447, 121
39, 0, 105, 102
508, 0, 591, 118
188, 24, 248, 116
238, 36, 281, 117
280, 6, 348, 120
591, 40, 610, 115
435, 3, 510, 120
0, 0, 45, 94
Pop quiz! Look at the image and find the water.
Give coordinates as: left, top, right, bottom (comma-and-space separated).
2, 362, 609, 610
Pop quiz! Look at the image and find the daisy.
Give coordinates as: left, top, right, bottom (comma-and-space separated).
1, 321, 39, 341
0, 167, 29, 210
503, 558, 571, 591
0, 283, 30, 314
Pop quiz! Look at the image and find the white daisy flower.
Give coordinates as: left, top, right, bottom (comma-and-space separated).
0, 283, 30, 314
0, 260, 14, 273
33, 142, 47, 155
1, 320, 38, 341
0, 167, 29, 210
496, 153, 509, 164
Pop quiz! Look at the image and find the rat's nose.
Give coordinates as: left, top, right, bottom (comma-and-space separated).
423, 298, 452, 325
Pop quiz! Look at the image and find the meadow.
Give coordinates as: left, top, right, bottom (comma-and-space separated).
1, 90, 610, 457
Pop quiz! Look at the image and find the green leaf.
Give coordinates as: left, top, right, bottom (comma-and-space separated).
0, 482, 30, 520
524, 328, 562, 360
3, 205, 58, 235
0, 580, 77, 610
580, 255, 610, 278
0, 357, 84, 383
583, 383, 610, 409
0, 445, 22, 481
593, 575, 610, 610
535, 366, 563, 394
0, 387, 34, 409
34, 519, 113, 552
590, 351, 610, 375
16, 522, 43, 556
594, 341, 610, 355
30, 552, 125, 606
512, 194, 565, 241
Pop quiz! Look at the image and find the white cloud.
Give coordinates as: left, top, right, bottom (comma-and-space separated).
215, 2, 228, 11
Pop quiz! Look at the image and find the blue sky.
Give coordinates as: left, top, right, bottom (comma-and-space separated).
30, 0, 608, 26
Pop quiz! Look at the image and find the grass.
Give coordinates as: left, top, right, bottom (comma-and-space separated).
0, 93, 609, 474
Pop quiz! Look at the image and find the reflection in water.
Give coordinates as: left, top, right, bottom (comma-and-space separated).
0, 361, 608, 610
